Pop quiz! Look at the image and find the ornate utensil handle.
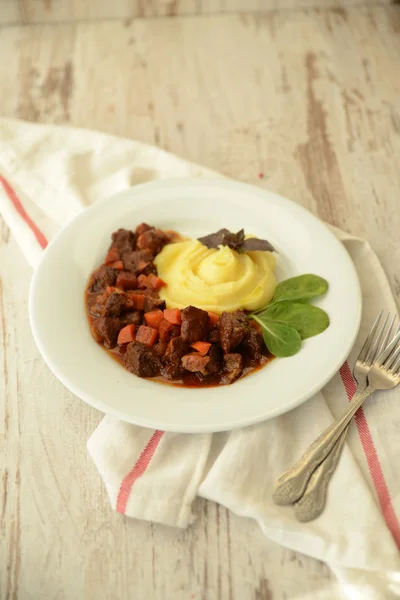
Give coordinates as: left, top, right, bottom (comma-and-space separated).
272, 386, 374, 505
293, 427, 348, 521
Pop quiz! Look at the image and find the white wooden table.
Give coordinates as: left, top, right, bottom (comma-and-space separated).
1, 5, 400, 599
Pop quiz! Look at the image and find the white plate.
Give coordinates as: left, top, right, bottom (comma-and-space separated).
29, 178, 361, 432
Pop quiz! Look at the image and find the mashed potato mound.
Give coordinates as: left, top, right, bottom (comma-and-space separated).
154, 238, 276, 314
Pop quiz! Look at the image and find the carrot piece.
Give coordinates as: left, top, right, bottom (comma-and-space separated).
137, 259, 150, 272
163, 308, 182, 326
111, 260, 124, 270
147, 273, 166, 290
105, 247, 120, 265
191, 341, 212, 355
127, 292, 145, 310
116, 272, 137, 290
144, 309, 164, 329
133, 294, 145, 310
117, 324, 136, 345
137, 274, 148, 288
105, 286, 115, 295
136, 325, 159, 347
159, 319, 174, 341
208, 312, 220, 326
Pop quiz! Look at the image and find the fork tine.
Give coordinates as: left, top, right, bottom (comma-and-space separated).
365, 312, 388, 365
378, 314, 396, 359
370, 313, 390, 364
357, 311, 383, 364
392, 354, 400, 375
384, 343, 400, 370
376, 330, 400, 367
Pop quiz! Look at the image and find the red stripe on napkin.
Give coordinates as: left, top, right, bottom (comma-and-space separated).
340, 361, 400, 547
0, 175, 48, 249
116, 429, 164, 514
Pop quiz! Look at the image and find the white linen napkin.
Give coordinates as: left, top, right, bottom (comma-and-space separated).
1, 117, 400, 599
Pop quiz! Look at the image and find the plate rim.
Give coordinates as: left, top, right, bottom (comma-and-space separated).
29, 177, 362, 432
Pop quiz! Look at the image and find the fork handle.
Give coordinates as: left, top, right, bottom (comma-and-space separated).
272, 385, 374, 505
293, 425, 349, 522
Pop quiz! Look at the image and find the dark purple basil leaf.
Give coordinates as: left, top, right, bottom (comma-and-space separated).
222, 229, 245, 251
240, 238, 275, 253
198, 229, 230, 249
198, 229, 274, 253
198, 229, 245, 251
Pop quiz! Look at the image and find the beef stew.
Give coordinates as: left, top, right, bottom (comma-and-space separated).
85, 224, 273, 387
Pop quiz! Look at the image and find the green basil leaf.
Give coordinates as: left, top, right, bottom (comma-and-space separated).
262, 301, 330, 339
252, 315, 302, 357
273, 274, 328, 303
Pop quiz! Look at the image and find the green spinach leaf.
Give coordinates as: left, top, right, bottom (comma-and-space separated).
273, 274, 328, 303
251, 314, 302, 357
262, 301, 330, 339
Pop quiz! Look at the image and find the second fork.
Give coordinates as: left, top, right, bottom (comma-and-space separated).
293, 312, 397, 521
273, 314, 400, 507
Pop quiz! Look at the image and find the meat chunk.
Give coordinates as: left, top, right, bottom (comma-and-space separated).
153, 341, 168, 357
121, 310, 143, 327
135, 222, 153, 238
125, 342, 161, 378
87, 292, 104, 318
123, 249, 154, 273
137, 228, 169, 255
207, 327, 220, 344
206, 344, 223, 375
95, 287, 112, 305
180, 306, 209, 344
218, 310, 248, 353
182, 353, 210, 373
111, 228, 136, 256
161, 337, 190, 380
92, 317, 121, 348
221, 353, 243, 384
159, 319, 180, 342
239, 327, 265, 365
164, 336, 189, 361
144, 294, 166, 314
141, 262, 158, 276
102, 291, 126, 317
88, 265, 117, 292
89, 303, 104, 318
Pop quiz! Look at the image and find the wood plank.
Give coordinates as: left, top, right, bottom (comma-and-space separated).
1, 6, 400, 599
0, 0, 394, 26
0, 1, 22, 25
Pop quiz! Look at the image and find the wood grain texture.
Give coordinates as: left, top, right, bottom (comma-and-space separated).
0, 0, 394, 25
1, 6, 400, 599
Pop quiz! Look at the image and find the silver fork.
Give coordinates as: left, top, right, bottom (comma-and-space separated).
292, 312, 396, 521
273, 315, 400, 507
